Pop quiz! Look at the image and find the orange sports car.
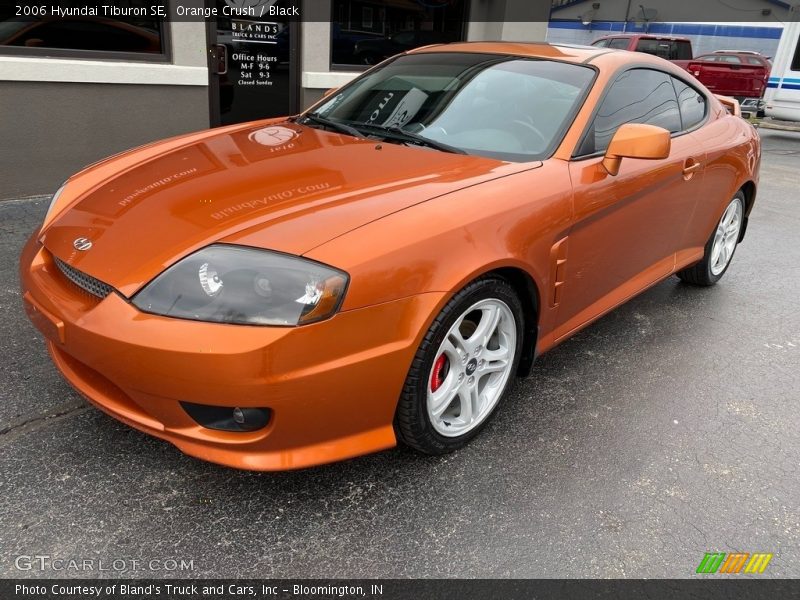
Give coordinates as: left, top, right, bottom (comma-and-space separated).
20, 43, 760, 470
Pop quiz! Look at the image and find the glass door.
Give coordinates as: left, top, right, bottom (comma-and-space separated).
208, 0, 300, 126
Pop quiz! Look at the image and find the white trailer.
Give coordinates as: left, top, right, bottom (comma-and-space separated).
765, 21, 800, 122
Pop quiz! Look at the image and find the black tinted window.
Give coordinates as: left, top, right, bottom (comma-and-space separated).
5, 20, 159, 53
636, 39, 691, 60
330, 0, 467, 67
580, 69, 681, 155
674, 41, 692, 60
672, 78, 707, 130
608, 38, 630, 50
791, 34, 800, 71
0, 3, 163, 55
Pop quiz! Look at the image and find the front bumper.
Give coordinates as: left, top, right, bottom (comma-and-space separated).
20, 234, 444, 470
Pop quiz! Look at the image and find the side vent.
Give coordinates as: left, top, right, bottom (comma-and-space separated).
549, 237, 568, 308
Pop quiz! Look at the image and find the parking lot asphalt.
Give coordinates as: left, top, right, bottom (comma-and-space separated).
1, 129, 799, 579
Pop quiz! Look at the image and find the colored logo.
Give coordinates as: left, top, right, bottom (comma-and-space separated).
696, 552, 773, 574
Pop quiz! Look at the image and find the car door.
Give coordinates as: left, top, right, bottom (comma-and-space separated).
553, 68, 706, 341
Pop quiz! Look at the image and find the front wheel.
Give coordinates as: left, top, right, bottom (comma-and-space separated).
394, 277, 524, 455
677, 192, 745, 286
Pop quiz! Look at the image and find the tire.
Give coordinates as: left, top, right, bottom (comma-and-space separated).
677, 191, 746, 286
394, 277, 524, 455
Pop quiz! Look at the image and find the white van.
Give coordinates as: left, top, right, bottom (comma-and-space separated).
765, 21, 800, 122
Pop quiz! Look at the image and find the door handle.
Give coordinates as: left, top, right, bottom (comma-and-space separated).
683, 161, 702, 176
211, 44, 228, 76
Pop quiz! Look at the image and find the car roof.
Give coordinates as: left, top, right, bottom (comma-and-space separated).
594, 33, 691, 41
408, 41, 610, 64
408, 41, 681, 71
712, 50, 765, 55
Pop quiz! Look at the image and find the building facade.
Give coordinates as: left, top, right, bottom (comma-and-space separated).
7, 0, 792, 198
0, 0, 549, 197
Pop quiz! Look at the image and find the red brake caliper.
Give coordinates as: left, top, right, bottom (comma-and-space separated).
431, 354, 449, 392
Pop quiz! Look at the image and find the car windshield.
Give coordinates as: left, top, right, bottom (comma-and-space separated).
307, 52, 595, 162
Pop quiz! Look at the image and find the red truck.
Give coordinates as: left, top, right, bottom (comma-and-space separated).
591, 35, 771, 100
674, 51, 771, 100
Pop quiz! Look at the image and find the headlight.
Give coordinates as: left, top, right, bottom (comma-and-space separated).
132, 245, 348, 326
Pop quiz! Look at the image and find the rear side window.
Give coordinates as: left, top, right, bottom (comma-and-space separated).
636, 39, 691, 60
608, 38, 630, 50
579, 69, 681, 155
672, 78, 707, 131
593, 39, 610, 48
674, 41, 693, 60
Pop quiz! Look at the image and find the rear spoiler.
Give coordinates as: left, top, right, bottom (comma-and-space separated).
715, 95, 742, 118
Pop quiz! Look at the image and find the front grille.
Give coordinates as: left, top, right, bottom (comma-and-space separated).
54, 257, 114, 299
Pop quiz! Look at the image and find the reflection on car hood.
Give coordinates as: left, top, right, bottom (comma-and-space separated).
41, 120, 541, 297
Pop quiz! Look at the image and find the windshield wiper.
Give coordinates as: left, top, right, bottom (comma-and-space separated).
355, 123, 467, 155
298, 113, 366, 139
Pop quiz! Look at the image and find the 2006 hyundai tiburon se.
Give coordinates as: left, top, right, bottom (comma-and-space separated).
21, 42, 760, 470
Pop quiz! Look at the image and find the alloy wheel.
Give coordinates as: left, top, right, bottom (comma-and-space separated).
426, 299, 517, 437
710, 197, 744, 276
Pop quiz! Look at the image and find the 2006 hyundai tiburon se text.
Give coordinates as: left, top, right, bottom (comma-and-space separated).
21, 42, 760, 470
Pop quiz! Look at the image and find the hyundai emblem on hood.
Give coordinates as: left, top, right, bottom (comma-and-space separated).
73, 237, 93, 251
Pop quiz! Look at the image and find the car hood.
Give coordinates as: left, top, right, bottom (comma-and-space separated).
41, 120, 540, 297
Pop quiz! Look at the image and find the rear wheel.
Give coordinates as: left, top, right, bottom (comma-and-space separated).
394, 277, 524, 454
677, 191, 745, 286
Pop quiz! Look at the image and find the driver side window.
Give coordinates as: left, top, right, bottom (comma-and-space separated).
578, 68, 681, 156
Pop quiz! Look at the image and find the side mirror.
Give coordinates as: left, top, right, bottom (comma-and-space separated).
602, 123, 671, 176
322, 87, 338, 98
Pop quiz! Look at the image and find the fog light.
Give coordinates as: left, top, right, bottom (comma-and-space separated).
180, 402, 271, 432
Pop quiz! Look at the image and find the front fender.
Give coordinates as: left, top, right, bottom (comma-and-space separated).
304, 159, 574, 342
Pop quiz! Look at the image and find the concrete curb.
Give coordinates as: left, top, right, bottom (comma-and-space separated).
753, 120, 800, 133
0, 194, 50, 204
